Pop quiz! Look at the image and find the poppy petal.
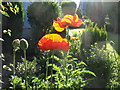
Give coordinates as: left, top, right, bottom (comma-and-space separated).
38, 34, 70, 51
53, 21, 66, 32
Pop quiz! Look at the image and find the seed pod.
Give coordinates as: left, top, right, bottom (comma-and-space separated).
12, 39, 20, 50
20, 39, 29, 50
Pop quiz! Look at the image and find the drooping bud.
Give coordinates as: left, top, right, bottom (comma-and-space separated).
20, 39, 29, 50
12, 39, 20, 51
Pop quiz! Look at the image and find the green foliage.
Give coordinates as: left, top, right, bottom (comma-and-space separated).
16, 58, 37, 78
27, 2, 60, 40
81, 43, 120, 88
69, 39, 81, 57
46, 54, 96, 88
8, 48, 96, 89
61, 1, 77, 16
79, 20, 120, 88
27, 2, 61, 55
81, 20, 107, 53
2, 1, 24, 39
9, 75, 25, 89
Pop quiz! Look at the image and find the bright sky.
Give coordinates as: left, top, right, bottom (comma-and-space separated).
72, 0, 81, 8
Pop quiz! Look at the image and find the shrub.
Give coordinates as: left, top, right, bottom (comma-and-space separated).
80, 20, 107, 52
82, 43, 120, 88
61, 1, 77, 16
27, 2, 60, 55
27, 2, 60, 41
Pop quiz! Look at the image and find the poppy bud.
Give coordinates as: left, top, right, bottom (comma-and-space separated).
12, 39, 20, 50
20, 39, 29, 50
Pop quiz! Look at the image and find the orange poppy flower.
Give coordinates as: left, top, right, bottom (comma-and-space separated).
53, 18, 68, 32
53, 14, 82, 32
64, 14, 82, 27
71, 37, 79, 40
38, 34, 70, 51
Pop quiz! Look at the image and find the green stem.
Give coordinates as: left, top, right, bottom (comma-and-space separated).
46, 59, 49, 79
13, 51, 16, 76
64, 51, 68, 85
13, 50, 16, 90
66, 28, 70, 40
24, 50, 27, 90
24, 50, 26, 60
51, 50, 55, 83
64, 28, 70, 85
